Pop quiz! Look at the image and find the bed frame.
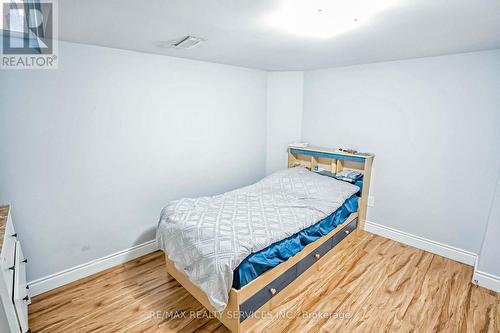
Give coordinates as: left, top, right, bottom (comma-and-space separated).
164, 145, 374, 332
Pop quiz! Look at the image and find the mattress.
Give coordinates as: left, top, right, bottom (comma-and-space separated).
232, 193, 358, 289
156, 167, 359, 311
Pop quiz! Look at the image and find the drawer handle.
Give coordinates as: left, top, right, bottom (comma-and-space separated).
344, 230, 350, 235
22, 258, 28, 264
22, 295, 29, 302
314, 253, 321, 259
269, 288, 277, 295
11, 233, 17, 238
8, 265, 14, 271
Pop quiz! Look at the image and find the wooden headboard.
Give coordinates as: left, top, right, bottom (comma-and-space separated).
287, 145, 374, 231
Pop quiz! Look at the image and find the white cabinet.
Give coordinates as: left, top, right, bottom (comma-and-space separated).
0, 206, 29, 333
13, 241, 29, 333
0, 215, 16, 299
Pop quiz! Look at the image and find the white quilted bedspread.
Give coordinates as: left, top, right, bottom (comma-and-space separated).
156, 167, 359, 311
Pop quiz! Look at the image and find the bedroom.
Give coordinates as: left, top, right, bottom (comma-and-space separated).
0, 0, 499, 332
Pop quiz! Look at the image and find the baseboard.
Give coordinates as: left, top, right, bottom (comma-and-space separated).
28, 240, 159, 297
472, 270, 500, 293
364, 220, 477, 266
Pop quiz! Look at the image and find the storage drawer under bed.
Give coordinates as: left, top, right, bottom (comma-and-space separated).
296, 235, 332, 275
240, 265, 297, 320
239, 217, 358, 322
330, 217, 357, 248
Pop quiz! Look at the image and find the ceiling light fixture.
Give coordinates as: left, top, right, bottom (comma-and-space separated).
265, 0, 399, 38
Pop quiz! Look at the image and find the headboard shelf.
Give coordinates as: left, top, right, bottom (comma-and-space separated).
287, 144, 374, 232
288, 145, 373, 163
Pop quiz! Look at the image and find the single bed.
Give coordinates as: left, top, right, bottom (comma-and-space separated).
156, 145, 374, 332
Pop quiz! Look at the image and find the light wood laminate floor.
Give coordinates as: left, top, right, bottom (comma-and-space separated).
29, 231, 500, 332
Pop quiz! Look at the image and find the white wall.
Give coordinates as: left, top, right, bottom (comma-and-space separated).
0, 41, 267, 281
301, 50, 500, 254
474, 169, 500, 291
266, 72, 303, 174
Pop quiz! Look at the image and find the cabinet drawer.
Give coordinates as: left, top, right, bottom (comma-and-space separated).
1, 215, 16, 299
14, 241, 29, 333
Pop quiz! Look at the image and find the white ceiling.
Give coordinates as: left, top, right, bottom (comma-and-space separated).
59, 0, 500, 71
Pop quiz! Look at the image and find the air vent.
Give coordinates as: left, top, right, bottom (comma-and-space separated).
158, 36, 205, 49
